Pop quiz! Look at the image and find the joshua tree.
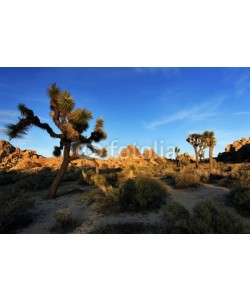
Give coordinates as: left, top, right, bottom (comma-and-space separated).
203, 131, 217, 172
175, 147, 181, 167
6, 83, 107, 198
186, 133, 208, 168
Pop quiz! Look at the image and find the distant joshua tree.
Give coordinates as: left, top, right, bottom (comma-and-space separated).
203, 131, 217, 172
6, 83, 107, 198
175, 147, 181, 166
186, 133, 208, 169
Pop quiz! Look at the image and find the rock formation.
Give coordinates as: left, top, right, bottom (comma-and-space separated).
0, 140, 171, 172
218, 137, 250, 162
119, 145, 141, 159
0, 140, 44, 170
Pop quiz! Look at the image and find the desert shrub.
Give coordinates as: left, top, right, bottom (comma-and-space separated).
75, 188, 103, 206
92, 174, 114, 196
192, 200, 245, 234
17, 173, 54, 191
0, 170, 25, 186
81, 169, 95, 185
162, 200, 246, 234
163, 202, 191, 233
119, 179, 139, 211
225, 166, 233, 172
93, 189, 120, 214
136, 177, 168, 210
41, 166, 52, 172
227, 187, 250, 215
0, 191, 34, 233
104, 172, 118, 187
50, 209, 80, 234
0, 174, 16, 186
175, 172, 200, 189
76, 187, 120, 215
62, 169, 81, 182
118, 166, 136, 185
119, 177, 168, 212
219, 166, 250, 188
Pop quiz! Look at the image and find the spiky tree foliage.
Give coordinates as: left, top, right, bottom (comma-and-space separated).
186, 133, 208, 169
6, 83, 107, 198
175, 147, 180, 158
203, 131, 217, 172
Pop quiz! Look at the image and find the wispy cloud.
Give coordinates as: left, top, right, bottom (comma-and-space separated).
234, 73, 250, 99
142, 98, 224, 130
0, 110, 18, 118
0, 127, 7, 135
235, 111, 250, 116
0, 109, 18, 124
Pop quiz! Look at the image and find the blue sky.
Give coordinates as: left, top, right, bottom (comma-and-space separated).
0, 67, 249, 158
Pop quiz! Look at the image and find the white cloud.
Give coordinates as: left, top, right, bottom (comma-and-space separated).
143, 98, 224, 130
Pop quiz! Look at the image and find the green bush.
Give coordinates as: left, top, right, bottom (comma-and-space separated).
227, 187, 250, 215
0, 191, 34, 233
162, 200, 246, 234
119, 177, 168, 212
163, 202, 191, 233
192, 200, 245, 234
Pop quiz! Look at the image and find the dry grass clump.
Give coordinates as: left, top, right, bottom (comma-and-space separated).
174, 171, 200, 189
50, 209, 80, 233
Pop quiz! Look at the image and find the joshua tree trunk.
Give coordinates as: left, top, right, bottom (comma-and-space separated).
46, 142, 71, 199
209, 146, 214, 172
195, 149, 199, 169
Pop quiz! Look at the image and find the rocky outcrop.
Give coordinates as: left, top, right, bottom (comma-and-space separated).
0, 140, 16, 159
142, 148, 158, 160
218, 137, 250, 162
0, 140, 171, 172
119, 145, 141, 159
0, 140, 43, 170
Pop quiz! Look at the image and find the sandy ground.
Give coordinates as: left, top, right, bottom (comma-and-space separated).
17, 181, 236, 234
169, 184, 230, 212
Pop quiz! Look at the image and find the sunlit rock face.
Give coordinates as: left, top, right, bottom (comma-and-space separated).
0, 140, 172, 172
0, 140, 16, 160
0, 140, 43, 170
119, 145, 141, 160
